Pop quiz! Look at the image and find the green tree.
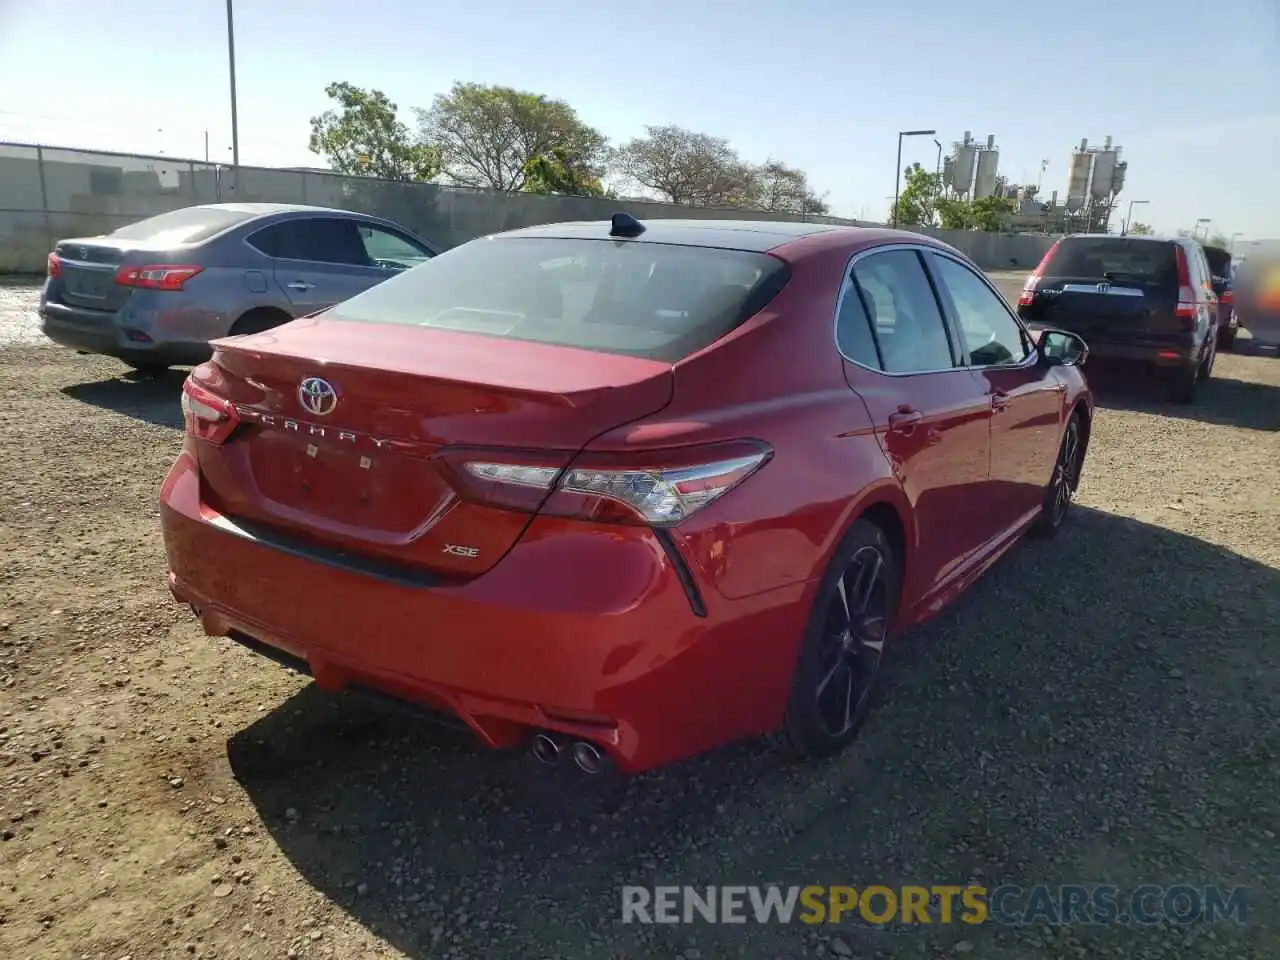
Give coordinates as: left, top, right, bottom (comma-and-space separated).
890, 163, 941, 227
308, 82, 440, 181
418, 82, 608, 192
1127, 221, 1155, 236
522, 146, 605, 197
612, 125, 761, 207
755, 159, 829, 215
968, 194, 1016, 232
936, 196, 974, 230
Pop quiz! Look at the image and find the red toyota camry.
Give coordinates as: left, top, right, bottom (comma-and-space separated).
160, 215, 1092, 775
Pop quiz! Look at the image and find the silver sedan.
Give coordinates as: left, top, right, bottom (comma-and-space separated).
39, 202, 439, 374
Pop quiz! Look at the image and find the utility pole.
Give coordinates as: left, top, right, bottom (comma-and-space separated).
226, 0, 240, 167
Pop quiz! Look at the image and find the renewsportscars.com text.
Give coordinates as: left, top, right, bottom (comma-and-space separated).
620, 884, 1249, 926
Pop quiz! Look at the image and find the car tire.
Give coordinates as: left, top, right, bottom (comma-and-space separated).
1218, 327, 1236, 351
1171, 365, 1198, 404
1197, 339, 1217, 382
1031, 413, 1084, 539
230, 308, 291, 337
780, 519, 900, 760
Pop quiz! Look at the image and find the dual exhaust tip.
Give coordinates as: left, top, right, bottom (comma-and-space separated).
531, 732, 605, 774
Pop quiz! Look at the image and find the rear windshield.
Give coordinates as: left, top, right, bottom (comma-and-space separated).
1049, 238, 1178, 287
109, 206, 255, 245
1202, 246, 1231, 278
329, 236, 790, 362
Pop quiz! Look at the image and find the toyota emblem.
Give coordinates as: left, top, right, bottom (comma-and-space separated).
298, 376, 338, 416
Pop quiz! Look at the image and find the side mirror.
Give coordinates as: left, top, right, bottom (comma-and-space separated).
1036, 328, 1088, 367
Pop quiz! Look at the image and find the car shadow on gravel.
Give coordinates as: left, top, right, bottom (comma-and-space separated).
60, 369, 187, 429
226, 506, 1280, 960
1087, 366, 1280, 432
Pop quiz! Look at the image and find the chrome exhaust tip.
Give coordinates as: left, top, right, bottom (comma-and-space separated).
571, 740, 605, 775
530, 732, 561, 765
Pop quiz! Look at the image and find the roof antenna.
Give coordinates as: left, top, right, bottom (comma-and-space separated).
609, 212, 646, 238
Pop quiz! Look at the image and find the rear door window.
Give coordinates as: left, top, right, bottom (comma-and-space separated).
327, 236, 790, 363
248, 218, 373, 266
1049, 238, 1178, 289
849, 249, 957, 373
291, 218, 373, 266
835, 272, 882, 369
109, 206, 255, 245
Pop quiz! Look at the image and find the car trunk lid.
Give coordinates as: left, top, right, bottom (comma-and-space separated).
51, 237, 137, 311
195, 316, 674, 578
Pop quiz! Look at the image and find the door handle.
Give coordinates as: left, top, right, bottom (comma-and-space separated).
991, 391, 1012, 411
888, 407, 924, 432
287, 281, 315, 291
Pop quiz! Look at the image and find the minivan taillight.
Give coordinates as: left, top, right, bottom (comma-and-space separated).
1018, 239, 1061, 306
47, 252, 62, 278
116, 264, 203, 291
440, 440, 772, 526
1173, 245, 1197, 324
181, 377, 239, 445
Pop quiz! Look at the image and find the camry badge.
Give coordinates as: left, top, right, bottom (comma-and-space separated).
298, 376, 338, 417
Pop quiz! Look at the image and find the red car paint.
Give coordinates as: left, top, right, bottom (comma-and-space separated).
160, 223, 1092, 773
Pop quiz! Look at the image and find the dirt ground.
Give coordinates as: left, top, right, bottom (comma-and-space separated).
1, 280, 1279, 960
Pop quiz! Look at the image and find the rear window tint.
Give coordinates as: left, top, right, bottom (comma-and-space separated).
329, 236, 790, 362
1050, 238, 1178, 287
109, 206, 255, 244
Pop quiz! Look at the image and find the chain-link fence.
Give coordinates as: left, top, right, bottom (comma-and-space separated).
0, 140, 1056, 273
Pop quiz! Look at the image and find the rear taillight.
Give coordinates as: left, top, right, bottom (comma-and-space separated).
115, 264, 203, 291
442, 440, 772, 526
1018, 240, 1061, 306
1221, 289, 1234, 306
47, 252, 61, 278
1173, 245, 1197, 324
181, 376, 239, 445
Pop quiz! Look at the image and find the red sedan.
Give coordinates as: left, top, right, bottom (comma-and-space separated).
160, 215, 1092, 775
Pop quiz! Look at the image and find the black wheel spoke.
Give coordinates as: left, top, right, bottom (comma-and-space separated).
815, 546, 889, 739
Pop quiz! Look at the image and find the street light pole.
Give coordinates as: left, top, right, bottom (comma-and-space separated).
226, 0, 240, 167
891, 128, 937, 228
1122, 199, 1148, 236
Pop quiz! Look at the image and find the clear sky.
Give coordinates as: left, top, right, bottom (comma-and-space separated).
2, 0, 1277, 238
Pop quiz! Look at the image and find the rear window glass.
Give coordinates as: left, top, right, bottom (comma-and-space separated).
1050, 238, 1178, 287
109, 206, 255, 245
329, 236, 790, 362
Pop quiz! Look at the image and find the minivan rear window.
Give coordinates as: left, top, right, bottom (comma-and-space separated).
328, 236, 791, 362
109, 206, 256, 245
1049, 238, 1178, 287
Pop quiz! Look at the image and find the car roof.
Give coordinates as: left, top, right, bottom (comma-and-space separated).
190, 201, 369, 218
494, 217, 898, 254
1062, 233, 1177, 244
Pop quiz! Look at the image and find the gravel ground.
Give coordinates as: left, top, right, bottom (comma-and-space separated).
1, 280, 1279, 960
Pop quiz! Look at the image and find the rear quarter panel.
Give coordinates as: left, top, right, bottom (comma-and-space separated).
136, 232, 295, 347
584, 243, 908, 603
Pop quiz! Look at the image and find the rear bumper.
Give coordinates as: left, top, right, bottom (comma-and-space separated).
1079, 341, 1198, 367
159, 450, 810, 773
40, 301, 214, 367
